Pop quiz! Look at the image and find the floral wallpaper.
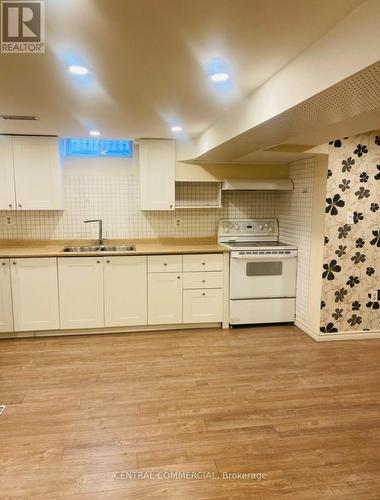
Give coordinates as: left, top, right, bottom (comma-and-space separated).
320, 132, 380, 333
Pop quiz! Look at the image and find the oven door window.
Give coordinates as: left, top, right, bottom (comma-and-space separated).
246, 261, 283, 277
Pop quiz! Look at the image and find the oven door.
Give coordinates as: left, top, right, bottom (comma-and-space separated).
230, 253, 297, 299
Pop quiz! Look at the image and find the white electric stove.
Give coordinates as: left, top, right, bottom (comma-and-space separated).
218, 219, 298, 325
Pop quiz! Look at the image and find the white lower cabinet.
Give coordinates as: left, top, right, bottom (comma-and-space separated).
183, 289, 223, 323
148, 273, 182, 324
11, 258, 59, 331
58, 257, 104, 329
0, 259, 13, 332
104, 256, 147, 327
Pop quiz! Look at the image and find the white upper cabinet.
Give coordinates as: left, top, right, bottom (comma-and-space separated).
0, 259, 13, 332
11, 258, 59, 332
0, 136, 16, 210
0, 136, 63, 210
139, 139, 175, 210
104, 256, 147, 327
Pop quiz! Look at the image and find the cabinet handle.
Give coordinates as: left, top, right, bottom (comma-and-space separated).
18, 204, 22, 208
96, 260, 100, 264
202, 262, 206, 266
8, 204, 12, 208
1, 262, 6, 266
177, 276, 181, 279
164, 263, 167, 266
12, 262, 16, 265
202, 292, 206, 296
106, 260, 110, 263
169, 204, 173, 209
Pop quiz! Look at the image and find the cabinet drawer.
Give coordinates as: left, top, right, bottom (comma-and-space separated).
183, 253, 223, 272
182, 271, 223, 289
183, 289, 223, 323
148, 255, 182, 273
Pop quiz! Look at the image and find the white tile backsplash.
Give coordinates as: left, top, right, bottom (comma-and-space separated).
0, 173, 278, 240
277, 158, 315, 323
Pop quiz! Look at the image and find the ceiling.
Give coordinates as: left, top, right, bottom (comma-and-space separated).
0, 0, 365, 140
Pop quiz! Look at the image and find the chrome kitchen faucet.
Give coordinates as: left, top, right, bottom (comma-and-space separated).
84, 219, 104, 247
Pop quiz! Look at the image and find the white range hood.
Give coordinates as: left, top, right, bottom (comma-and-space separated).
222, 178, 294, 191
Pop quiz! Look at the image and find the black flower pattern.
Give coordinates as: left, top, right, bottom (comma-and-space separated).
341, 157, 355, 173
354, 144, 368, 157
329, 139, 342, 148
335, 245, 347, 257
324, 236, 329, 245
353, 212, 364, 224
335, 288, 348, 303
326, 194, 345, 215
375, 165, 380, 181
355, 186, 370, 199
322, 260, 341, 281
355, 238, 365, 248
346, 276, 360, 288
339, 179, 351, 192
351, 252, 366, 264
370, 230, 380, 247
347, 314, 362, 326
366, 267, 375, 276
366, 292, 379, 310
338, 224, 351, 239
332, 308, 343, 320
327, 169, 332, 178
320, 323, 338, 333
359, 172, 369, 183
323, 133, 379, 334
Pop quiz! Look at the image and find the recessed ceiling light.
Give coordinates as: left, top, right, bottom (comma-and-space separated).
210, 72, 230, 82
68, 65, 89, 75
89, 130, 101, 136
171, 125, 183, 133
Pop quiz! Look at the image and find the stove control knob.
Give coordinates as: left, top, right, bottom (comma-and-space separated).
264, 223, 268, 228
225, 228, 229, 233
234, 224, 239, 230
259, 224, 263, 230
269, 226, 273, 232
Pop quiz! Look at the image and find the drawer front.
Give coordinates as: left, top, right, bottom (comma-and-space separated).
183, 253, 223, 272
183, 289, 223, 323
182, 271, 223, 289
148, 255, 182, 273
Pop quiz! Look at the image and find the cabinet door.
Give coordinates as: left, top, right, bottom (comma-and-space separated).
0, 259, 13, 332
58, 258, 104, 329
139, 139, 175, 210
12, 136, 63, 210
148, 273, 182, 324
104, 256, 147, 327
0, 136, 16, 210
183, 289, 223, 323
11, 258, 59, 331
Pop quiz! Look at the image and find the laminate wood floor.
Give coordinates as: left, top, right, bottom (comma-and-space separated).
1, 325, 380, 499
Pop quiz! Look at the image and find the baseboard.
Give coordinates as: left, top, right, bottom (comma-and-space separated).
296, 320, 380, 342
0, 322, 222, 339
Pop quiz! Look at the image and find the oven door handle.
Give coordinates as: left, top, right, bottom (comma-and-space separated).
231, 253, 297, 260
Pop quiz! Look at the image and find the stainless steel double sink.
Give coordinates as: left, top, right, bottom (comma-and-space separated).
61, 244, 136, 253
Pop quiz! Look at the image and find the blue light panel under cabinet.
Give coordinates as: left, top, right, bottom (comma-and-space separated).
62, 138, 133, 157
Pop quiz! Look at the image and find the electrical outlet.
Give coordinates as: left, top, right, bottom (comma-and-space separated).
347, 212, 354, 224
370, 290, 378, 302
176, 219, 181, 227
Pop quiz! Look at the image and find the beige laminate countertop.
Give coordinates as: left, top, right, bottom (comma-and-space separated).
0, 238, 228, 258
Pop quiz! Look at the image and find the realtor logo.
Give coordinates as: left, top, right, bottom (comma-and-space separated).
1, 0, 45, 53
